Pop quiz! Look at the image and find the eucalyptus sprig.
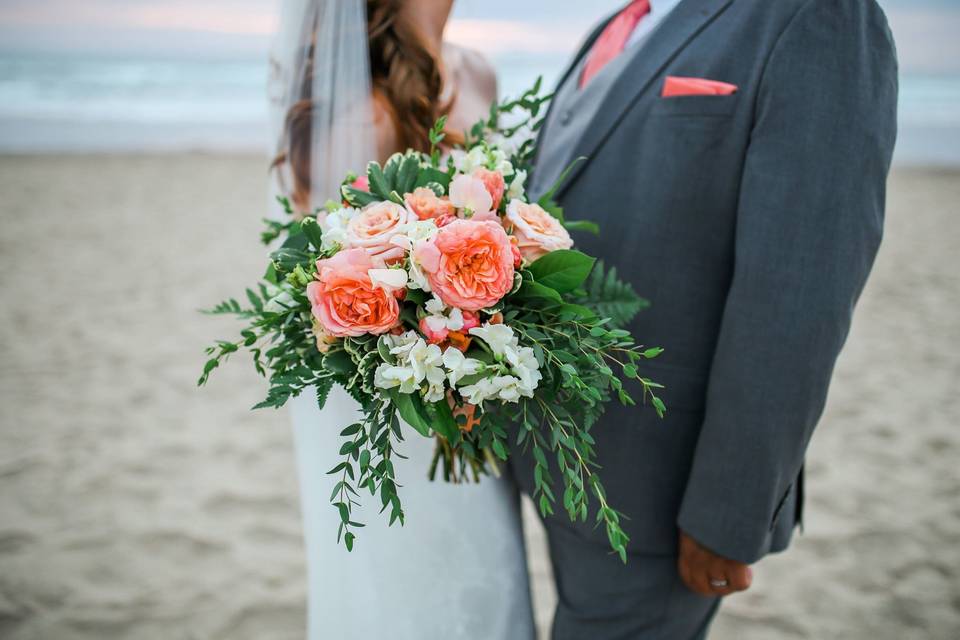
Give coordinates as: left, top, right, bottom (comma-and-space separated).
199, 80, 666, 560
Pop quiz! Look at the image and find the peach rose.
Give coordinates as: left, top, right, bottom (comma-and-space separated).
345, 201, 412, 263
414, 219, 515, 312
473, 168, 506, 210
307, 248, 400, 337
504, 200, 573, 262
405, 187, 457, 221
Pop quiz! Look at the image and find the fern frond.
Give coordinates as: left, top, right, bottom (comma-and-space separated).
575, 261, 649, 329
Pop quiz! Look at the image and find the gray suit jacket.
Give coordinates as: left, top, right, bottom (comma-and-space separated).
510, 0, 898, 564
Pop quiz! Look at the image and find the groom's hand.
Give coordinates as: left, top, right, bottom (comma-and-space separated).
678, 531, 753, 597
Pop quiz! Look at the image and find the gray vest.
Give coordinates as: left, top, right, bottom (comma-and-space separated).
531, 33, 654, 199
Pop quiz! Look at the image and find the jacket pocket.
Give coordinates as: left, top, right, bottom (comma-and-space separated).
650, 93, 739, 118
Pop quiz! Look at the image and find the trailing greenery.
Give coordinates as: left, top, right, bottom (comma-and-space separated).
198, 80, 666, 560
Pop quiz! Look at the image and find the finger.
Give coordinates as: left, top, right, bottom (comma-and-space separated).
726, 564, 753, 592
679, 557, 711, 596
707, 574, 735, 597
690, 567, 715, 596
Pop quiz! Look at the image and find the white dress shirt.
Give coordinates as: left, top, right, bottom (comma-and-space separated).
625, 0, 684, 50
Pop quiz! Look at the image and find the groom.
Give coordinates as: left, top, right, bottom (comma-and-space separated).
512, 0, 898, 637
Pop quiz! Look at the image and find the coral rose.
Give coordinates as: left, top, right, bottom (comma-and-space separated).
345, 201, 412, 263
405, 187, 457, 221
307, 248, 400, 337
473, 168, 506, 210
414, 219, 515, 312
504, 200, 573, 262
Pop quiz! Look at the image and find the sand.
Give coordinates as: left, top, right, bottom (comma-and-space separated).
0, 154, 957, 639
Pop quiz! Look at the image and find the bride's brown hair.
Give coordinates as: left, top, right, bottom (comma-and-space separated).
274, 0, 456, 209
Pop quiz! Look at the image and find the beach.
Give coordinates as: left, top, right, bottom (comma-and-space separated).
0, 154, 957, 639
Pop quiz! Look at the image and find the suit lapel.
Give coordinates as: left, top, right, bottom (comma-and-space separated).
554, 0, 735, 198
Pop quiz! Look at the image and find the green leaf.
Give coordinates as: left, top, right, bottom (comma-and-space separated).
342, 185, 380, 207
366, 161, 392, 199
428, 399, 460, 442
513, 280, 562, 303
315, 378, 334, 410
651, 396, 666, 417
300, 216, 324, 250
528, 250, 596, 294
336, 502, 350, 523
562, 219, 600, 235
574, 261, 647, 329
390, 390, 433, 437
413, 167, 451, 191
383, 153, 403, 188
322, 350, 354, 375
269, 247, 313, 272
396, 153, 421, 195
533, 446, 548, 469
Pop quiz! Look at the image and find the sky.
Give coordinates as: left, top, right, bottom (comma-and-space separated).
0, 0, 957, 74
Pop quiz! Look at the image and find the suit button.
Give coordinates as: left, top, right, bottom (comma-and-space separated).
559, 110, 572, 125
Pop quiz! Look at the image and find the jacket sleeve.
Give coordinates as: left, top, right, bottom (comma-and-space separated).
676, 0, 898, 564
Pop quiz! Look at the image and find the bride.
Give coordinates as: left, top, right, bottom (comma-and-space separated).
268, 1, 536, 638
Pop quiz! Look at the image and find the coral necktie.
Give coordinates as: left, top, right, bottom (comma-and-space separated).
580, 0, 652, 89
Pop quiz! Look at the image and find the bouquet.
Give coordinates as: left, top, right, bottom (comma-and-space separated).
199, 82, 665, 561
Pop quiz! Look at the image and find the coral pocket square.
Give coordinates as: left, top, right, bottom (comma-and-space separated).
662, 76, 738, 97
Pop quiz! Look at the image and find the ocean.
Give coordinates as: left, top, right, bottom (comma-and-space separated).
0, 50, 957, 166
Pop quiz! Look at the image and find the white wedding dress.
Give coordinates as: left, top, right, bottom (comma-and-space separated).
290, 390, 534, 639
270, 2, 535, 638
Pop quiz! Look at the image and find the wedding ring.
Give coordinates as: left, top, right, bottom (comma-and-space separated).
709, 578, 729, 588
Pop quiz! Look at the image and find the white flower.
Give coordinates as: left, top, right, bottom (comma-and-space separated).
489, 148, 514, 177
423, 381, 446, 403
406, 339, 445, 387
451, 145, 513, 177
469, 323, 518, 358
407, 259, 432, 292
374, 333, 447, 402
423, 296, 465, 333
368, 267, 407, 291
390, 218, 438, 252
442, 347, 484, 387
449, 173, 493, 216
459, 375, 527, 404
320, 207, 358, 251
457, 377, 496, 404
374, 363, 420, 394
382, 330, 421, 362
450, 146, 488, 173
493, 376, 524, 402
465, 323, 542, 399
507, 169, 527, 201
392, 219, 438, 291
511, 345, 542, 393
